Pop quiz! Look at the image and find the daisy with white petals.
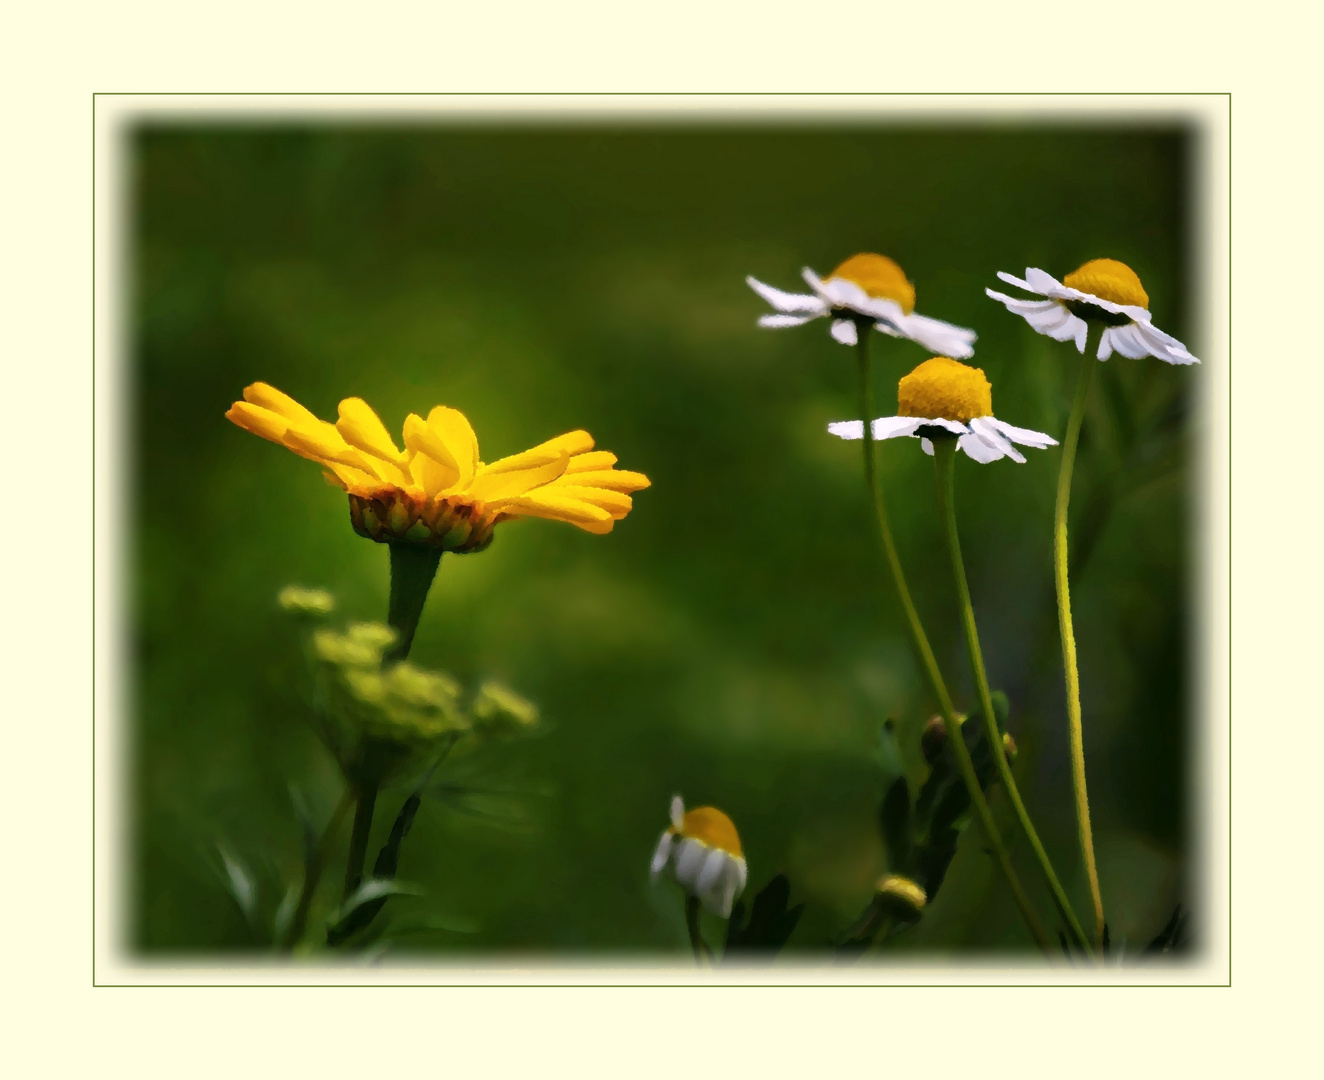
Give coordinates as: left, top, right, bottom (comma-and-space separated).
650, 795, 747, 919
986, 258, 1198, 364
747, 253, 976, 357
828, 357, 1057, 464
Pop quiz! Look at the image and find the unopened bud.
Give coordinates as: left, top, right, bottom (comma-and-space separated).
277, 585, 335, 617
876, 874, 927, 921
1002, 732, 1018, 761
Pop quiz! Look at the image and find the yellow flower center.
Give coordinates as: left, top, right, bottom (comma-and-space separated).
897, 357, 992, 423
673, 806, 743, 857
825, 253, 916, 314
1062, 258, 1149, 309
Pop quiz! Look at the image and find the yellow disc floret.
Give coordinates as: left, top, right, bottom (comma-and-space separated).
826, 253, 916, 314
1063, 258, 1150, 309
897, 357, 992, 423
672, 805, 743, 857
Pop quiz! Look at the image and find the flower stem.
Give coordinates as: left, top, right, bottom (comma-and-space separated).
342, 782, 379, 902
1055, 346, 1106, 949
385, 543, 444, 663
340, 542, 443, 902
284, 787, 354, 952
932, 438, 1092, 956
685, 895, 710, 966
854, 330, 1053, 957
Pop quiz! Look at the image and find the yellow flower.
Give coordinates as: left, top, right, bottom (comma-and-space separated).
226, 383, 651, 551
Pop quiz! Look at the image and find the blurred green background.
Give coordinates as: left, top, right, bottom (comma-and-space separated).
131, 121, 1195, 956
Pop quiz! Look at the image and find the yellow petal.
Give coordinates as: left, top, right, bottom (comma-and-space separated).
507, 490, 614, 525
564, 450, 617, 473
544, 484, 633, 517
227, 401, 290, 446
242, 383, 320, 427
468, 447, 569, 503
525, 429, 595, 459
403, 412, 459, 470
336, 397, 402, 462
548, 468, 651, 494
427, 406, 480, 486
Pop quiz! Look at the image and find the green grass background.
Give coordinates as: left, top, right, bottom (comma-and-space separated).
131, 122, 1195, 955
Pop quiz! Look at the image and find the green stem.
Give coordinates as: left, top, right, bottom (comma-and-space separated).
685, 895, 710, 966
855, 330, 956, 721
1055, 346, 1106, 949
933, 438, 1092, 956
341, 542, 443, 902
284, 787, 354, 952
854, 329, 1053, 957
385, 543, 444, 663
342, 782, 379, 902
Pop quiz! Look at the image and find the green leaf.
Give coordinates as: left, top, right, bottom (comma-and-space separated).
878, 776, 912, 875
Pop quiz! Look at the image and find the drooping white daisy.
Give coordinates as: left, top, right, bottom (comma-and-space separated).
650, 795, 748, 918
985, 258, 1199, 365
747, 253, 976, 357
828, 357, 1058, 464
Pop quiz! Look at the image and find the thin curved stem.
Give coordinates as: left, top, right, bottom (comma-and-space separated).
284, 787, 354, 952
854, 331, 1053, 957
933, 438, 1093, 955
685, 895, 711, 966
1055, 347, 1106, 949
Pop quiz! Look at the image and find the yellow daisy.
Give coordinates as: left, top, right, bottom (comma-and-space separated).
226, 383, 650, 552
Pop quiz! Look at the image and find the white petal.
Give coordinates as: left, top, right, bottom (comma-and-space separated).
967, 417, 1021, 462
827, 419, 865, 440
855, 295, 907, 326
1105, 323, 1150, 360
670, 795, 685, 829
873, 320, 905, 339
1072, 317, 1088, 352
995, 270, 1038, 294
830, 318, 858, 346
713, 866, 740, 918
1024, 267, 1072, 299
924, 417, 969, 436
746, 275, 827, 314
673, 838, 706, 889
895, 312, 977, 358
650, 833, 674, 879
1134, 320, 1200, 364
818, 275, 871, 311
956, 431, 1005, 463
801, 266, 831, 299
733, 856, 747, 895
696, 848, 727, 894
872, 416, 924, 440
1097, 327, 1115, 360
758, 313, 818, 329
985, 289, 1060, 316
986, 417, 1058, 448
920, 437, 934, 456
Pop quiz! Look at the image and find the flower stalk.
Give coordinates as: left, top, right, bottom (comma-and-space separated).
854, 327, 1052, 956
1054, 343, 1106, 949
932, 437, 1092, 955
284, 788, 354, 951
341, 542, 443, 902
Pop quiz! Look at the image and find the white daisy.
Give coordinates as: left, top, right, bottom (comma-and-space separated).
747, 252, 976, 357
985, 258, 1199, 365
650, 795, 748, 918
828, 357, 1058, 464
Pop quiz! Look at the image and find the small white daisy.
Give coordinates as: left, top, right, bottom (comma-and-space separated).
650, 795, 748, 918
747, 253, 976, 357
828, 357, 1058, 464
985, 258, 1199, 365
